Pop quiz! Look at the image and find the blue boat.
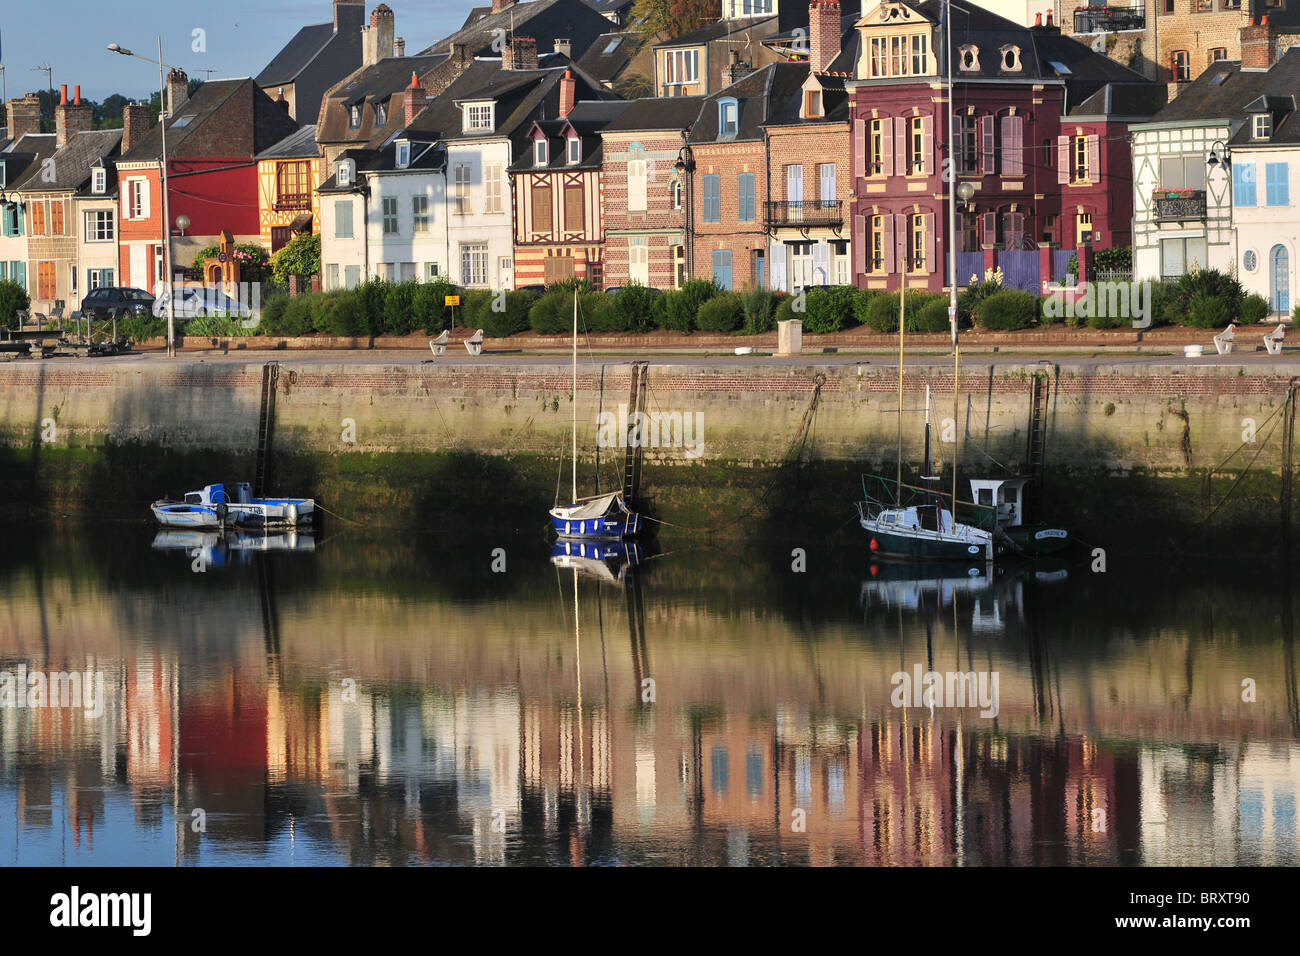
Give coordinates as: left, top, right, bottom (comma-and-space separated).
151, 482, 315, 528
550, 537, 643, 583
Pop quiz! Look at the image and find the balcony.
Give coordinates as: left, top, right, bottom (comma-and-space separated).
274, 193, 313, 212
767, 200, 843, 228
1153, 189, 1206, 222
1073, 4, 1145, 34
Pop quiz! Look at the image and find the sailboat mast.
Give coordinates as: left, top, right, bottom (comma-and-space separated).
952, 344, 960, 519
923, 384, 932, 479
896, 285, 905, 493
945, 0, 959, 352
577, 290, 582, 504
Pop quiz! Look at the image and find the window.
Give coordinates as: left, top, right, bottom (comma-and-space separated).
87, 268, 113, 291
628, 147, 647, 212
910, 214, 926, 270
711, 249, 733, 290
1171, 51, 1190, 83
484, 163, 503, 213
738, 172, 756, 222
890, 36, 907, 75
1159, 155, 1205, 191
1160, 236, 1208, 279
958, 44, 980, 72
959, 115, 978, 174
1254, 114, 1273, 139
1074, 135, 1091, 182
1196, 0, 1212, 9
50, 201, 65, 236
565, 185, 584, 232
719, 98, 739, 137
453, 163, 471, 215
1208, 48, 1228, 64
868, 118, 884, 176
31, 201, 45, 236
804, 90, 823, 119
461, 243, 489, 286
567, 136, 581, 164
85, 209, 114, 241
629, 239, 649, 285
92, 167, 107, 194
1001, 114, 1024, 176
396, 141, 411, 169
832, 240, 850, 286
671, 179, 683, 210
869, 215, 885, 271
464, 103, 494, 132
425, 262, 441, 281
276, 161, 312, 210
337, 160, 354, 187
334, 199, 354, 238
961, 211, 978, 252
818, 163, 836, 203
1076, 212, 1093, 245
37, 261, 56, 299
1163, 0, 1174, 11
1000, 46, 1021, 71
533, 185, 553, 230
373, 101, 387, 126
909, 116, 925, 174
413, 195, 430, 233
382, 196, 398, 234
702, 173, 721, 222
344, 264, 361, 289
534, 136, 548, 166
911, 34, 928, 75
1266, 163, 1290, 206
664, 49, 699, 85
1234, 163, 1257, 206
349, 105, 361, 129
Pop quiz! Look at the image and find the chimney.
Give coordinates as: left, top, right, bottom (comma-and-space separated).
5, 93, 43, 141
554, 38, 572, 58
1241, 17, 1279, 70
403, 73, 427, 125
452, 42, 469, 63
362, 4, 396, 67
1034, 12, 1042, 26
506, 36, 538, 71
394, 37, 405, 57
492, 0, 516, 13
122, 101, 152, 154
56, 84, 94, 148
1046, 11, 1054, 26
559, 69, 576, 117
808, 0, 841, 74
167, 68, 190, 117
334, 0, 363, 32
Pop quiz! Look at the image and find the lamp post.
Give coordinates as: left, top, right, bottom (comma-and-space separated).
1207, 139, 1231, 170
675, 140, 695, 280
108, 38, 177, 357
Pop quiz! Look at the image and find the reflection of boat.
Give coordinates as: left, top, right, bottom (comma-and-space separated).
550, 538, 643, 584
860, 561, 1071, 633
152, 529, 228, 568
152, 527, 316, 569
970, 477, 1072, 557
151, 482, 315, 528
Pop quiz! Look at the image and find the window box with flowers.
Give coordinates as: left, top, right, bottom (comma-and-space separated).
1152, 188, 1206, 222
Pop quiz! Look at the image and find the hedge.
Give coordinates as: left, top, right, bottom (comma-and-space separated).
696, 292, 743, 332
0, 279, 32, 325
976, 289, 1038, 331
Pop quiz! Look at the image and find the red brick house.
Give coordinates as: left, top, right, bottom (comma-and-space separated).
845, 0, 1164, 294
599, 97, 705, 290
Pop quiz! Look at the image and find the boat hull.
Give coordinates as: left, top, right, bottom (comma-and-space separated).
862, 522, 994, 561
230, 498, 315, 528
550, 510, 642, 539
1002, 526, 1071, 556
151, 503, 223, 528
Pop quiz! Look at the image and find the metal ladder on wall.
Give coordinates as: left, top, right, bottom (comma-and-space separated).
622, 361, 649, 504
254, 363, 280, 498
1025, 369, 1051, 485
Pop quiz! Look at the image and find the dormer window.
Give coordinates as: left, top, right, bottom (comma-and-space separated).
534, 136, 549, 166
959, 45, 980, 71
803, 89, 823, 119
1000, 45, 1022, 72
92, 165, 107, 195
567, 136, 581, 164
338, 159, 355, 187
396, 140, 411, 169
349, 105, 362, 129
464, 102, 494, 133
1254, 113, 1273, 139
719, 97, 739, 138
374, 101, 387, 126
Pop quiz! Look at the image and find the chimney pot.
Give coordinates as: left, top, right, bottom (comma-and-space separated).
1035, 12, 1042, 26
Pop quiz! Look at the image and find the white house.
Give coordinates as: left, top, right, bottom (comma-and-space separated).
365, 137, 449, 284
73, 153, 123, 304
319, 153, 371, 289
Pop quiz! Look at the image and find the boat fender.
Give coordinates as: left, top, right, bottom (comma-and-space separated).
869, 538, 879, 551
216, 503, 229, 522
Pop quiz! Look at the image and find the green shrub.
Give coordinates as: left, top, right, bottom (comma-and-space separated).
0, 279, 30, 324
1093, 246, 1133, 273
354, 278, 390, 335
803, 285, 858, 333
1239, 293, 1270, 325
852, 288, 881, 327
915, 296, 951, 332
456, 289, 495, 331
660, 278, 718, 333
1187, 292, 1232, 330
383, 281, 418, 335
480, 289, 539, 337
118, 315, 167, 341
260, 294, 313, 337
863, 290, 946, 333
412, 280, 455, 334
958, 277, 1003, 328
1172, 269, 1242, 322
740, 287, 776, 335
269, 233, 321, 284
529, 288, 572, 334
976, 289, 1038, 330
182, 315, 252, 337
695, 292, 743, 332
580, 292, 621, 332
614, 283, 662, 333
259, 294, 289, 332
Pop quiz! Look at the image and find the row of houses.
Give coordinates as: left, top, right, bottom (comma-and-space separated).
0, 0, 1296, 317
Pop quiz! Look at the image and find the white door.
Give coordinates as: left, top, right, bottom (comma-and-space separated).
499, 256, 514, 290
129, 244, 146, 290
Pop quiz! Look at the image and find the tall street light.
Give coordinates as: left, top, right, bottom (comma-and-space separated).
108, 38, 176, 357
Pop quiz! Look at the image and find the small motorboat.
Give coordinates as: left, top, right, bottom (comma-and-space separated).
969, 477, 1071, 557
151, 482, 314, 528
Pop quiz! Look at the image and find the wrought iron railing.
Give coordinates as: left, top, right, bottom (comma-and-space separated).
766, 200, 843, 227
274, 193, 312, 212
1073, 4, 1145, 33
1154, 190, 1206, 222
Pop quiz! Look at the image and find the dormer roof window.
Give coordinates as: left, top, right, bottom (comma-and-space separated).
396, 139, 411, 169
374, 101, 388, 126
463, 101, 495, 134
999, 45, 1022, 72
349, 105, 362, 129
337, 158, 355, 187
534, 134, 549, 167
719, 97, 739, 138
958, 44, 980, 71
92, 165, 107, 194
1254, 113, 1273, 139
567, 135, 581, 165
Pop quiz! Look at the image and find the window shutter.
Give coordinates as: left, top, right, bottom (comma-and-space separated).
883, 214, 896, 274
854, 215, 866, 277
982, 211, 997, 247
894, 117, 907, 175
122, 189, 130, 221
881, 119, 894, 177
980, 115, 995, 175
772, 241, 788, 292
142, 180, 152, 219
812, 241, 829, 284
854, 119, 866, 179
925, 213, 935, 273
1087, 135, 1100, 184
921, 114, 934, 176
1057, 136, 1070, 184
820, 163, 836, 203
1000, 115, 1023, 176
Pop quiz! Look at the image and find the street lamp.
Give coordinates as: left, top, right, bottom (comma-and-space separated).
109, 38, 177, 357
1207, 140, 1231, 169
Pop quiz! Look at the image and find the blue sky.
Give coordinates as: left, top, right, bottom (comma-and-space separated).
0, 1, 467, 104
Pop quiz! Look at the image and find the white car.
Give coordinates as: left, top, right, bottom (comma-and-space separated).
154, 287, 254, 319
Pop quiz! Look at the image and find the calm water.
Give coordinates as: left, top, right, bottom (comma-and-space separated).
1, 521, 1297, 866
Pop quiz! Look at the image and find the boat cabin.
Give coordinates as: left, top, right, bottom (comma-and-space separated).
969, 478, 1029, 528
181, 483, 257, 507
877, 504, 955, 534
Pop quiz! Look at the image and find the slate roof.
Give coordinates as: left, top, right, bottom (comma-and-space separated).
600, 96, 705, 132
1144, 48, 1300, 144
654, 15, 778, 50
508, 100, 631, 172
120, 79, 301, 162
1069, 82, 1167, 120
689, 62, 811, 144
420, 0, 615, 61
257, 124, 322, 160
575, 31, 645, 85
0, 135, 58, 193
316, 54, 449, 145
14, 129, 123, 192
762, 62, 850, 127
256, 22, 336, 87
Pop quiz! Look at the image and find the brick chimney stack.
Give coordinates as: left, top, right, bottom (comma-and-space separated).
492, 0, 516, 13
1241, 16, 1279, 70
6, 93, 43, 141
122, 101, 152, 154
167, 68, 189, 117
56, 84, 94, 148
403, 73, 427, 125
362, 4, 396, 67
559, 69, 576, 117
808, 0, 841, 74
506, 36, 538, 71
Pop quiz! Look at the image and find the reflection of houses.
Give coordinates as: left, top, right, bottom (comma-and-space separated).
257, 126, 324, 253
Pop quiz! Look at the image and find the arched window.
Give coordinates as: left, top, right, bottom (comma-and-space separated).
999, 45, 1022, 72
958, 44, 980, 71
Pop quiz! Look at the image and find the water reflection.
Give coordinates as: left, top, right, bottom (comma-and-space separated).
0, 525, 1297, 866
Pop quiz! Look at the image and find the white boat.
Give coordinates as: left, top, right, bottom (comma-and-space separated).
151, 482, 314, 528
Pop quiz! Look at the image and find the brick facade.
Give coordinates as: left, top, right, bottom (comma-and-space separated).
691, 140, 768, 289
766, 121, 853, 289
601, 129, 690, 290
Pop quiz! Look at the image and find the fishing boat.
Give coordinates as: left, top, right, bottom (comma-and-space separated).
969, 476, 1072, 556
151, 482, 315, 528
549, 290, 643, 539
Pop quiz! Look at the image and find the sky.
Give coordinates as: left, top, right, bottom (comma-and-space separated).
0, 1, 469, 104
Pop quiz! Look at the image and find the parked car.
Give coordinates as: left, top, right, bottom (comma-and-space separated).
165, 287, 254, 319
80, 287, 156, 321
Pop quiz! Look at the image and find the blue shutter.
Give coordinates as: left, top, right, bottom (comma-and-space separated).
1234, 163, 1257, 207
738, 173, 755, 222
14, 261, 25, 289
1, 206, 11, 236
712, 250, 733, 290
1266, 162, 1290, 206
703, 174, 721, 222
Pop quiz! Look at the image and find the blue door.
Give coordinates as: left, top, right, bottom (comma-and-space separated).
1271, 245, 1290, 314
712, 250, 733, 290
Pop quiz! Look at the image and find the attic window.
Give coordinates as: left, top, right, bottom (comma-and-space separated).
567, 136, 581, 164
603, 38, 622, 54
959, 45, 979, 71
349, 106, 362, 128
338, 159, 355, 186
1254, 113, 1273, 139
464, 102, 494, 133
719, 97, 739, 137
171, 114, 195, 128
803, 89, 823, 118
1000, 46, 1022, 72
534, 136, 549, 166
374, 101, 387, 125
396, 140, 411, 169
1049, 61, 1072, 76
92, 167, 107, 194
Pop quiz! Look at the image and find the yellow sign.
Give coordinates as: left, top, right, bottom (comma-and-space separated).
445, 295, 460, 307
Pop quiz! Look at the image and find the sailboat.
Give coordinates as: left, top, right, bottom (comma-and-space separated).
549, 289, 643, 539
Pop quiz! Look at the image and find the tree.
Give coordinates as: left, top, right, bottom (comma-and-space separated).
270, 233, 322, 284
631, 0, 716, 40
613, 73, 654, 100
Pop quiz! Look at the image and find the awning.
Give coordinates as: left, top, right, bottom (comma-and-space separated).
289, 213, 313, 232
